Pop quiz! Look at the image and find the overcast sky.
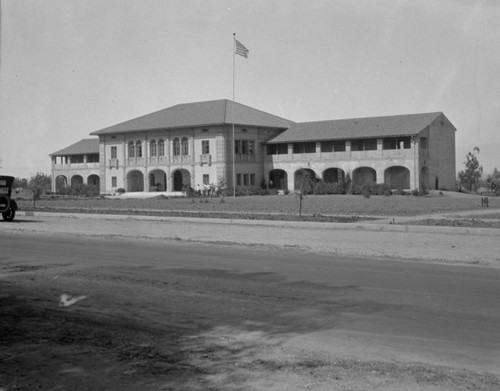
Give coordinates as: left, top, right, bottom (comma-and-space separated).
1, 0, 499, 178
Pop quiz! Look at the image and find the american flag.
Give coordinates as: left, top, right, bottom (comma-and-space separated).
235, 39, 249, 58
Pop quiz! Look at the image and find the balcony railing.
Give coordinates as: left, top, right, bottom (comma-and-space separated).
148, 156, 168, 165
265, 146, 416, 163
172, 155, 192, 164
200, 154, 211, 166
52, 162, 100, 170
349, 149, 384, 159
127, 157, 145, 166
380, 148, 412, 158
235, 154, 256, 162
121, 155, 192, 166
109, 158, 119, 169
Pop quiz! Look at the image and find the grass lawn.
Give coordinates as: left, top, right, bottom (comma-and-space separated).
15, 192, 498, 218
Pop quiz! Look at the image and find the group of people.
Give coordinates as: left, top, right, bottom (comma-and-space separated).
196, 183, 220, 197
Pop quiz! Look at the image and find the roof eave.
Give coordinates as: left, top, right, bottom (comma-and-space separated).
50, 151, 99, 157
266, 131, 421, 144
91, 122, 227, 136
91, 122, 290, 136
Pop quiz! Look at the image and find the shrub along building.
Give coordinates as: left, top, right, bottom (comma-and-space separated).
50, 99, 456, 194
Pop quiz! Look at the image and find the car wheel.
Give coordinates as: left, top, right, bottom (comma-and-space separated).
2, 208, 15, 222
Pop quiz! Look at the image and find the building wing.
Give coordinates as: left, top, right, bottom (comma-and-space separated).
267, 112, 451, 143
50, 138, 99, 156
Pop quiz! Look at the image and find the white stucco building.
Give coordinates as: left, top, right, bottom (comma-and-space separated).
50, 99, 456, 194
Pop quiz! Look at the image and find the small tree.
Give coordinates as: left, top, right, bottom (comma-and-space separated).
295, 169, 315, 217
28, 172, 51, 207
486, 168, 500, 194
13, 177, 29, 188
217, 177, 228, 197
458, 147, 483, 192
343, 172, 352, 194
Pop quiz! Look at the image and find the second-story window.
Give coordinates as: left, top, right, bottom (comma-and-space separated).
128, 141, 135, 158
181, 137, 189, 155
383, 137, 410, 150
87, 154, 99, 163
158, 139, 165, 156
202, 140, 210, 155
111, 146, 117, 159
321, 141, 334, 153
352, 138, 377, 151
267, 143, 288, 155
72, 155, 84, 163
173, 138, 180, 156
248, 140, 255, 155
334, 141, 346, 152
234, 139, 255, 155
150, 140, 157, 157
293, 142, 315, 154
136, 141, 143, 157
321, 140, 346, 152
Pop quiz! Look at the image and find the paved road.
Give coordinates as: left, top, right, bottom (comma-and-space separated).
2, 229, 499, 379
3, 211, 500, 268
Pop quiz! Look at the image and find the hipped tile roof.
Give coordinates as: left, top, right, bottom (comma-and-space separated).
90, 99, 293, 135
50, 138, 99, 156
267, 112, 450, 144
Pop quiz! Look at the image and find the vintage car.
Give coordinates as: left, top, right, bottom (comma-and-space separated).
0, 176, 18, 221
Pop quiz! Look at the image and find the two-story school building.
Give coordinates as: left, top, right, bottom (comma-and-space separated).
50, 99, 456, 194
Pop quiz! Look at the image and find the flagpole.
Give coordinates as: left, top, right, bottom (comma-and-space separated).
232, 33, 236, 198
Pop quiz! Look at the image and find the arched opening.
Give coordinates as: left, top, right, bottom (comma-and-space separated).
127, 170, 144, 192
135, 141, 143, 158
269, 169, 288, 190
181, 137, 189, 156
128, 141, 135, 158
384, 166, 410, 189
173, 138, 180, 156
294, 168, 317, 194
149, 169, 167, 191
87, 174, 100, 192
150, 140, 157, 157
158, 139, 165, 156
55, 175, 67, 193
71, 175, 84, 189
172, 169, 191, 191
323, 168, 345, 183
353, 167, 376, 186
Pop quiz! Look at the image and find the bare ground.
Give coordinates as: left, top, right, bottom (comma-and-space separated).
1, 250, 498, 391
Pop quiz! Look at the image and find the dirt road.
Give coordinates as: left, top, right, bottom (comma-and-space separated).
1, 214, 500, 390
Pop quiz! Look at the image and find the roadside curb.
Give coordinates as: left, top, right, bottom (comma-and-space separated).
23, 211, 500, 236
